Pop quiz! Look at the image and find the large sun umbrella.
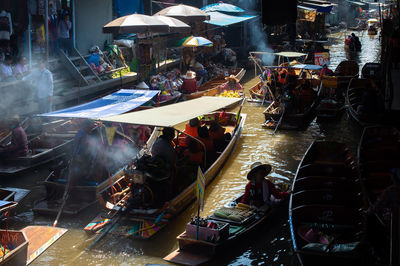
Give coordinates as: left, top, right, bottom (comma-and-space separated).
367, 18, 378, 23
152, 15, 191, 33
155, 4, 210, 22
182, 36, 213, 47
103, 14, 169, 34
201, 2, 244, 13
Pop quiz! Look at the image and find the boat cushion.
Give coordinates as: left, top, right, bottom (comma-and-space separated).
302, 241, 361, 254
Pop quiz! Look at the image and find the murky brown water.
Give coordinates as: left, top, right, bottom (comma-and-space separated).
5, 30, 380, 265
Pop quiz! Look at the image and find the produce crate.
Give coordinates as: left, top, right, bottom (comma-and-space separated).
185, 220, 229, 242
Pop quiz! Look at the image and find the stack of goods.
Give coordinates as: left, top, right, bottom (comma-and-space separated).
186, 216, 229, 243
214, 203, 255, 222
217, 90, 241, 98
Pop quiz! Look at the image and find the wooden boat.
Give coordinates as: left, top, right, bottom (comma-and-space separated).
164, 179, 290, 265
333, 60, 359, 86
182, 68, 245, 100
158, 91, 182, 106
346, 78, 385, 127
0, 130, 75, 176
368, 27, 378, 35
316, 76, 345, 120
0, 226, 67, 265
289, 141, 367, 266
85, 110, 246, 239
33, 126, 160, 216
358, 126, 400, 219
0, 229, 28, 265
248, 81, 274, 105
262, 79, 320, 130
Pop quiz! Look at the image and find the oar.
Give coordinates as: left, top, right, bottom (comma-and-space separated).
273, 105, 285, 135
52, 160, 73, 227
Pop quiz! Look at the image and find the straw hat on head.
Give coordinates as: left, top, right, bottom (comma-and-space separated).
136, 81, 149, 89
225, 74, 239, 83
247, 162, 272, 180
183, 70, 196, 79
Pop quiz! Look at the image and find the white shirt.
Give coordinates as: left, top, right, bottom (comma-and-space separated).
24, 68, 54, 99
0, 63, 12, 77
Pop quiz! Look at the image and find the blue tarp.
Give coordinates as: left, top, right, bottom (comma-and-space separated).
40, 89, 159, 119
204, 11, 257, 27
298, 2, 333, 13
201, 3, 244, 13
114, 0, 144, 17
292, 64, 323, 70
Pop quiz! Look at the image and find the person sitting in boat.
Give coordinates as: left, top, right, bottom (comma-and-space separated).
69, 119, 98, 184
241, 162, 289, 207
222, 75, 243, 92
209, 121, 226, 152
197, 125, 215, 166
193, 62, 208, 85
278, 68, 288, 87
180, 71, 197, 94
320, 64, 334, 77
345, 35, 352, 47
178, 118, 200, 148
151, 127, 177, 167
351, 33, 362, 52
0, 115, 28, 159
184, 137, 204, 167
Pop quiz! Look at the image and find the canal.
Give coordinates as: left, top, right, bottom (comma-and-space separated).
6, 29, 380, 265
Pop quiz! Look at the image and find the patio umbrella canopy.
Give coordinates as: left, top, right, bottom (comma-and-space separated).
182, 36, 213, 47
103, 14, 170, 34
201, 2, 244, 13
153, 15, 191, 33
155, 4, 210, 22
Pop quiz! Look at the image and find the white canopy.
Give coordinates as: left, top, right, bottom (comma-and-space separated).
100, 96, 241, 127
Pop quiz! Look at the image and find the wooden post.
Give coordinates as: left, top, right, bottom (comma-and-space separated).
45, 0, 49, 62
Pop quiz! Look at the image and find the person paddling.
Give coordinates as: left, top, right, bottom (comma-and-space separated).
241, 162, 289, 207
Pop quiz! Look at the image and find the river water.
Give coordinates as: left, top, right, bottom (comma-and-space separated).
6, 30, 380, 265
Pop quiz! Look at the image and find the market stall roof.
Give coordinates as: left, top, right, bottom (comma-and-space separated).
203, 11, 257, 27
39, 90, 159, 119
155, 4, 210, 22
345, 0, 368, 7
152, 15, 191, 33
274, 52, 307, 58
100, 96, 242, 127
103, 14, 170, 34
298, 1, 333, 13
201, 2, 244, 13
292, 64, 323, 70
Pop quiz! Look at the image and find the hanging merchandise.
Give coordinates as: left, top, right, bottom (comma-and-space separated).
0, 10, 13, 41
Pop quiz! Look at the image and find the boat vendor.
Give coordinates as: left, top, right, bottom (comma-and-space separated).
241, 162, 289, 207
351, 33, 362, 52
222, 75, 243, 91
180, 71, 197, 94
0, 115, 28, 159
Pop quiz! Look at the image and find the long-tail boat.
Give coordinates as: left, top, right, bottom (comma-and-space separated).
84, 97, 245, 239
163, 178, 291, 265
289, 141, 367, 266
316, 76, 345, 120
182, 68, 245, 100
346, 78, 385, 127
33, 125, 159, 216
262, 64, 322, 130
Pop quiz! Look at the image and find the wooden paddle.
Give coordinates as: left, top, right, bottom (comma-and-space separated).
52, 159, 73, 227
273, 104, 285, 135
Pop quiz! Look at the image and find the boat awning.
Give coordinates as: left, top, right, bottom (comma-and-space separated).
100, 96, 242, 127
274, 52, 307, 58
40, 89, 159, 119
292, 64, 323, 70
345, 0, 368, 7
204, 11, 257, 27
298, 2, 333, 13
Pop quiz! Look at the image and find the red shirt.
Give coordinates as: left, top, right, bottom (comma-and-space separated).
181, 78, 197, 94
241, 180, 288, 204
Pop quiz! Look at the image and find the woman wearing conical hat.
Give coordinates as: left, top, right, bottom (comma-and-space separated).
241, 162, 289, 207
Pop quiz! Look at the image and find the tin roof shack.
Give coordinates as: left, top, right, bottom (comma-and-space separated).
297, 1, 334, 40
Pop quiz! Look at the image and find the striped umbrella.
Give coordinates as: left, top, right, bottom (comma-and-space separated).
182, 36, 213, 47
